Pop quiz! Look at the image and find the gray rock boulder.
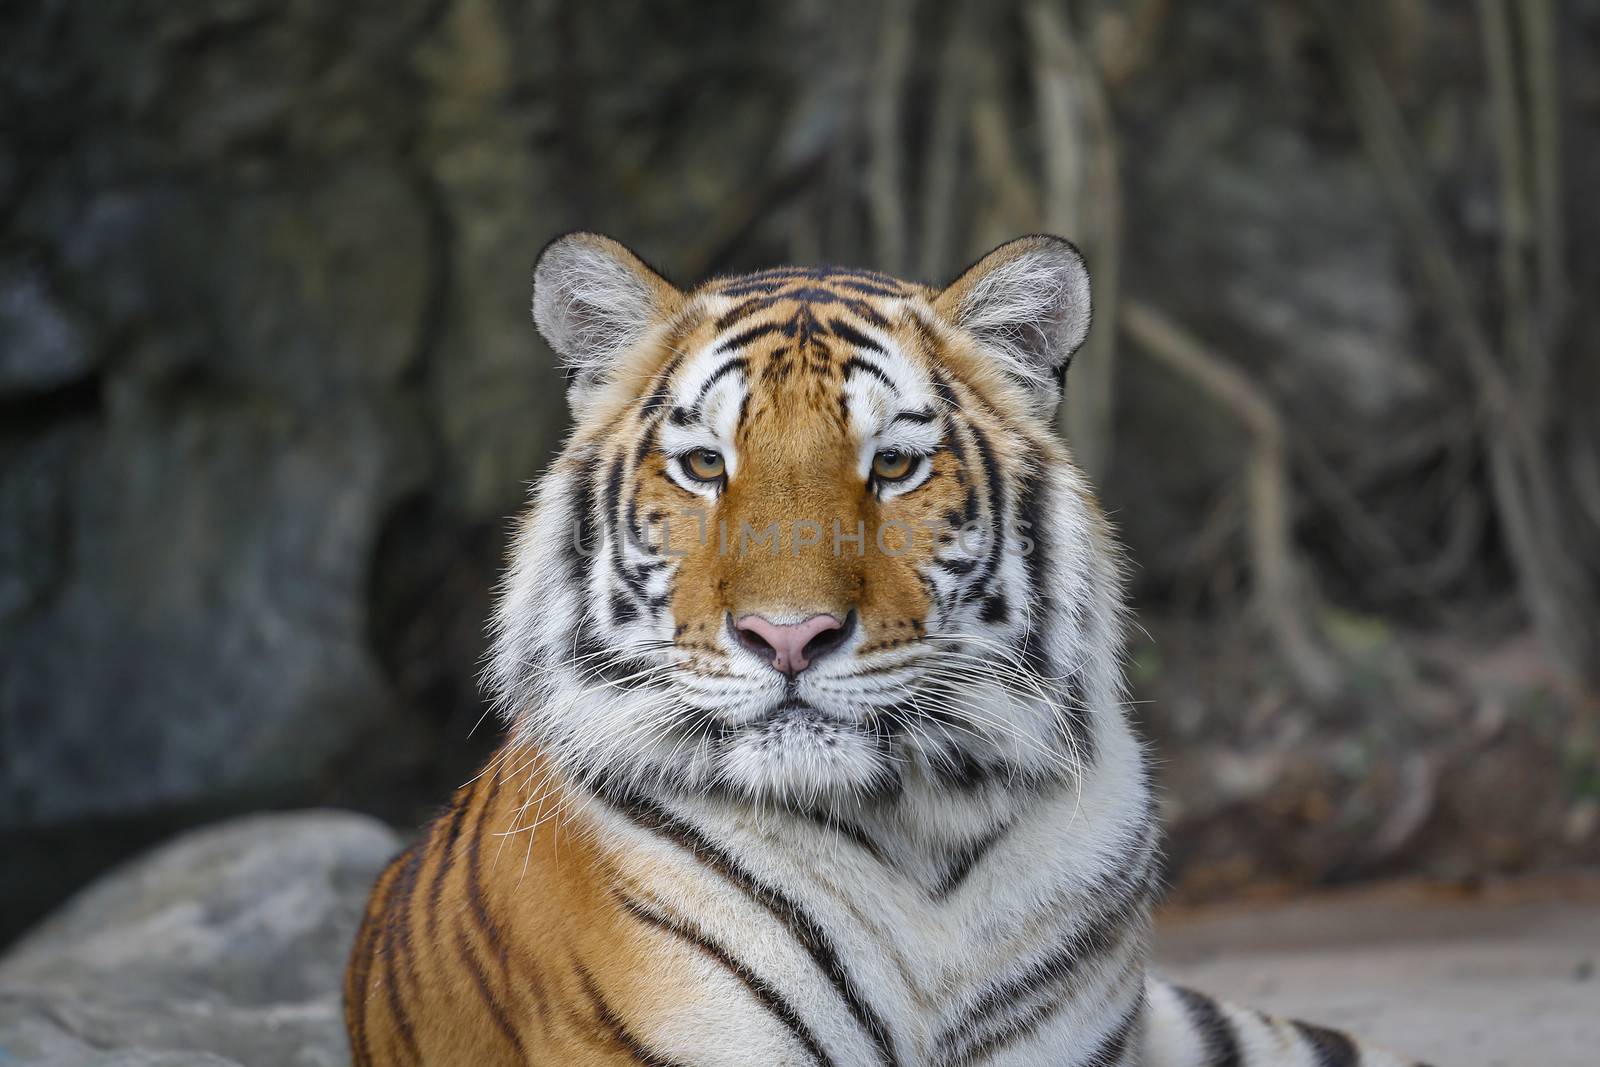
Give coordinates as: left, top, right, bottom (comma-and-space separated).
0, 811, 400, 1067
0, 165, 437, 832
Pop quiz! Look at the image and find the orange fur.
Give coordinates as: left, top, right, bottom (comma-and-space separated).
345, 748, 706, 1065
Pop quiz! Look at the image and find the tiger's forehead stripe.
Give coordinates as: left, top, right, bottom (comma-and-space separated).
701, 265, 924, 337
661, 268, 934, 405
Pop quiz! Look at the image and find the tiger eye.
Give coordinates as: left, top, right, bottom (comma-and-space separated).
872, 449, 914, 482
684, 449, 726, 482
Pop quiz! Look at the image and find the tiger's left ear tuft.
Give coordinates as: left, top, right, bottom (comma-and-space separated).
933, 235, 1091, 412
532, 232, 682, 404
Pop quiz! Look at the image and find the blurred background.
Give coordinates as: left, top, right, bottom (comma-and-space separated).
2, 0, 1598, 955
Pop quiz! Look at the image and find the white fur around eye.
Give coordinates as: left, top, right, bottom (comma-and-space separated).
855, 407, 944, 489
661, 441, 736, 496
658, 402, 740, 492
882, 418, 944, 456
871, 452, 933, 499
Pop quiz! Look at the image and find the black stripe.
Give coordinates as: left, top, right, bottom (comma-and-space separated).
782, 304, 825, 347
454, 926, 529, 1060
603, 449, 653, 602
384, 843, 426, 998
803, 811, 893, 869
1079, 994, 1144, 1067
719, 265, 905, 287
570, 617, 650, 686
425, 792, 473, 941
1293, 1021, 1360, 1067
565, 456, 600, 573
844, 298, 891, 329
715, 297, 768, 332
842, 355, 894, 388
693, 355, 748, 406
610, 589, 640, 625
933, 844, 1157, 1057
717, 321, 782, 353
928, 745, 1003, 791
379, 944, 421, 1065
947, 913, 1128, 1043
463, 774, 509, 965
737, 388, 754, 433
1173, 986, 1242, 1067
347, 909, 379, 1066
348, 864, 399, 1067
631, 422, 658, 470
624, 450, 664, 552
967, 425, 1005, 597
621, 894, 835, 1067
781, 285, 854, 307
715, 267, 815, 287
718, 278, 787, 297
377, 855, 423, 1065
979, 594, 1008, 624
829, 318, 885, 353
638, 351, 687, 418
833, 278, 905, 298
930, 824, 1011, 900
1015, 471, 1095, 763
578, 962, 691, 1067
598, 784, 901, 1067
946, 963, 1141, 1067
603, 453, 626, 537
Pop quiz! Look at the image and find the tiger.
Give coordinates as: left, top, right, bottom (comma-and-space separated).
345, 232, 1431, 1066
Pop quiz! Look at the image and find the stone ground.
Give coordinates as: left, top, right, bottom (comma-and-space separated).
0, 812, 1594, 1064
1154, 878, 1600, 1067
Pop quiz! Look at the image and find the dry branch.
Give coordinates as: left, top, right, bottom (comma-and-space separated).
867, 0, 916, 276
1028, 0, 1122, 483
1518, 0, 1566, 330
1477, 0, 1542, 411
1314, 0, 1597, 679
967, 54, 1042, 245
1122, 300, 1342, 699
917, 0, 979, 281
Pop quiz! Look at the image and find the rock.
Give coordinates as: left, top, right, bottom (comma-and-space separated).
0, 164, 436, 830
0, 1008, 242, 1067
0, 261, 97, 396
0, 812, 400, 1067
0, 424, 85, 627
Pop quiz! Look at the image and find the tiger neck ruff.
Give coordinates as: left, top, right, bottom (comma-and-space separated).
346, 233, 1425, 1067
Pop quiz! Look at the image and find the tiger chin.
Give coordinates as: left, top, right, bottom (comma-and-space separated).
345, 233, 1429, 1067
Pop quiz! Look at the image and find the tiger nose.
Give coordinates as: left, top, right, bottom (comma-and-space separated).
733, 613, 850, 676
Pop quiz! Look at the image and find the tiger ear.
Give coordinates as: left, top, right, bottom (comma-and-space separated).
532, 232, 682, 404
932, 235, 1092, 414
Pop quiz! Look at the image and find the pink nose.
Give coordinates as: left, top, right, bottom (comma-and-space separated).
734, 613, 847, 676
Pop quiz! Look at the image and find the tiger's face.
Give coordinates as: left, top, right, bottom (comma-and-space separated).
491, 234, 1125, 815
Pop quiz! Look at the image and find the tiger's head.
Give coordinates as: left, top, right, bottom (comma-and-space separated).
490, 233, 1126, 816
